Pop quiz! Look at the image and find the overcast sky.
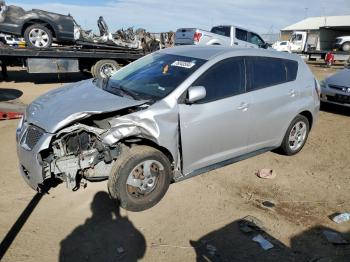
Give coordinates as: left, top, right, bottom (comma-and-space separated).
10, 0, 350, 33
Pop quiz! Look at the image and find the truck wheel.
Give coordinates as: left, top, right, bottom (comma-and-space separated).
93, 60, 121, 80
24, 24, 53, 48
341, 42, 350, 52
280, 115, 310, 156
108, 145, 172, 212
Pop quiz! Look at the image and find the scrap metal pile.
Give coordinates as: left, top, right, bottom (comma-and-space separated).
77, 17, 174, 52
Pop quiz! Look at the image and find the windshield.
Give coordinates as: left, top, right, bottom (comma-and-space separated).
105, 53, 206, 101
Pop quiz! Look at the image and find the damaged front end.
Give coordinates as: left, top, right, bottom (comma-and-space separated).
45, 124, 120, 189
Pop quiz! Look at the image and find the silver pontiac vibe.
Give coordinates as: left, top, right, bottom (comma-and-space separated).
16, 46, 320, 211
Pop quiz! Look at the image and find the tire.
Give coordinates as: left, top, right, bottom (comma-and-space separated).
90, 65, 96, 78
108, 145, 172, 212
24, 24, 53, 48
280, 115, 310, 156
93, 60, 121, 80
341, 42, 350, 52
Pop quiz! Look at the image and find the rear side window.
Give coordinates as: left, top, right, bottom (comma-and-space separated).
235, 28, 248, 41
247, 57, 298, 91
211, 26, 231, 37
193, 57, 245, 103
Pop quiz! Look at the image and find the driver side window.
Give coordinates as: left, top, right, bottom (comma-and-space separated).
249, 33, 264, 46
192, 57, 246, 103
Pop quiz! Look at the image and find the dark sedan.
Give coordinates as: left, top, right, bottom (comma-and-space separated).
0, 3, 76, 48
321, 68, 350, 107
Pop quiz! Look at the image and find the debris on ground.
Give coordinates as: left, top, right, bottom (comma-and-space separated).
239, 215, 267, 233
252, 234, 274, 250
0, 100, 26, 120
322, 230, 348, 245
256, 169, 276, 179
262, 200, 276, 209
330, 212, 350, 224
116, 246, 125, 254
309, 257, 333, 262
0, 111, 22, 120
206, 244, 217, 256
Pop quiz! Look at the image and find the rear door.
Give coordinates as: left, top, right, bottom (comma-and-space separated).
245, 56, 299, 151
175, 28, 196, 45
179, 57, 251, 174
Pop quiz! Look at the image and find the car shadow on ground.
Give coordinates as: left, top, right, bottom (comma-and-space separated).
1, 69, 90, 84
0, 178, 61, 260
190, 219, 350, 262
59, 191, 146, 262
321, 102, 350, 117
0, 88, 23, 102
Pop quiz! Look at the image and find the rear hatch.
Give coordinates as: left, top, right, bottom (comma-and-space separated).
175, 28, 196, 45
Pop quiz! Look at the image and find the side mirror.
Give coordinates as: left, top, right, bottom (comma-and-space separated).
186, 86, 206, 104
260, 42, 270, 49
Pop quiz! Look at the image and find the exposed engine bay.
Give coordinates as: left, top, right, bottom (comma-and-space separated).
43, 126, 120, 189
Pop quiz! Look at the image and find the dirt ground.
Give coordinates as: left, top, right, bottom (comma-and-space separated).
0, 64, 349, 262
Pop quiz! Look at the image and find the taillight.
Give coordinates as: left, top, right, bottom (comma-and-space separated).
193, 32, 202, 43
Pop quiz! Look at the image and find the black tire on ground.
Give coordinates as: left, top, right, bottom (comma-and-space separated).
341, 42, 350, 52
93, 60, 121, 80
280, 115, 310, 156
24, 24, 53, 48
108, 145, 172, 212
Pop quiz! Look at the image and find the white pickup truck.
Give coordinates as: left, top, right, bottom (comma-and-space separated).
175, 25, 269, 49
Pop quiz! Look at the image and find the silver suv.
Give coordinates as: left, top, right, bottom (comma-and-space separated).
16, 46, 320, 211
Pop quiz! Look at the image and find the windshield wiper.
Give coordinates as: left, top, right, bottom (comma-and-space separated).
117, 86, 141, 100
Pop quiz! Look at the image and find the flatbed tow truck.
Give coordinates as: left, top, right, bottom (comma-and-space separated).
0, 43, 147, 80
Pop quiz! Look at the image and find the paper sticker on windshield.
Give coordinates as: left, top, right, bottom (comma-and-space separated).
171, 61, 195, 69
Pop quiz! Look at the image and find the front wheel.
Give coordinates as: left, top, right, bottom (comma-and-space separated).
280, 115, 310, 156
108, 145, 172, 212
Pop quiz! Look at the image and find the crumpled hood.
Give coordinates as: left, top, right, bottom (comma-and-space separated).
326, 69, 350, 88
26, 79, 146, 133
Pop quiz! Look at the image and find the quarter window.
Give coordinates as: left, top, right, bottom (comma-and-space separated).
285, 60, 298, 81
193, 57, 245, 103
236, 28, 248, 41
247, 57, 298, 91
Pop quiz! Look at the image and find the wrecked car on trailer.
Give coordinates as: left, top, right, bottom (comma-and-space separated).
0, 2, 162, 50
16, 46, 319, 211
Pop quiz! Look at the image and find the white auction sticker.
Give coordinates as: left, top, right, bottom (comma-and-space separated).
171, 61, 195, 69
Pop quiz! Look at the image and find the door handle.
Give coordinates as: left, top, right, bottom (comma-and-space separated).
237, 102, 249, 111
288, 89, 296, 97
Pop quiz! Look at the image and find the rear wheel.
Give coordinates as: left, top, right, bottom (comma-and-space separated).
93, 60, 121, 80
280, 115, 310, 155
341, 42, 350, 52
108, 145, 172, 211
24, 24, 53, 48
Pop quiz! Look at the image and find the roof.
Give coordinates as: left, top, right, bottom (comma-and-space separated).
282, 15, 350, 31
159, 46, 228, 60
158, 45, 300, 62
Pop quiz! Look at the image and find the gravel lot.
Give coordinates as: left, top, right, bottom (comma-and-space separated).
0, 64, 349, 262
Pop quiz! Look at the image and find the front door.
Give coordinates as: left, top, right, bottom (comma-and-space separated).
178, 57, 251, 174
